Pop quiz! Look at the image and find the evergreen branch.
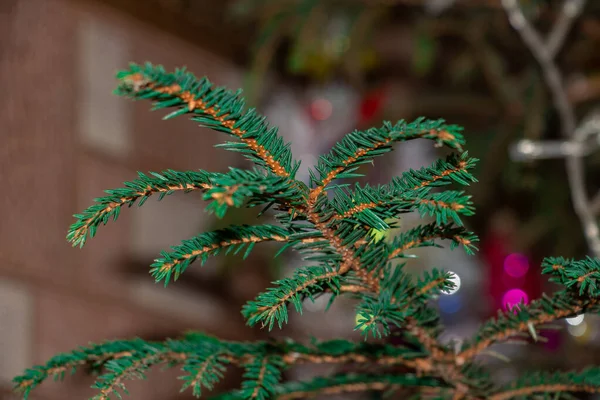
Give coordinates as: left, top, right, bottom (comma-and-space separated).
180, 352, 230, 397
68, 167, 303, 249
327, 153, 476, 230
355, 268, 454, 339
542, 256, 600, 297
92, 348, 173, 400
335, 152, 476, 224
305, 196, 382, 295
273, 374, 443, 400
489, 367, 600, 400
67, 169, 213, 248
240, 355, 284, 400
332, 186, 474, 229
411, 191, 475, 226
458, 292, 600, 363
397, 152, 477, 194
280, 339, 426, 369
389, 223, 478, 259
242, 266, 343, 330
151, 224, 293, 285
309, 118, 467, 201
416, 269, 456, 298
203, 168, 306, 218
116, 63, 298, 178
13, 339, 153, 398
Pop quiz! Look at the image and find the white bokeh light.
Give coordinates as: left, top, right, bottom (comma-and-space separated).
442, 272, 461, 295
566, 314, 585, 326
568, 321, 588, 337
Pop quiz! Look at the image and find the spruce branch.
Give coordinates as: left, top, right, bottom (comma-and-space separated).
388, 223, 478, 259
92, 348, 171, 400
458, 291, 600, 363
67, 169, 213, 248
272, 374, 444, 400
202, 168, 306, 218
354, 267, 455, 339
67, 167, 302, 248
116, 63, 299, 179
331, 183, 475, 230
309, 118, 466, 201
239, 355, 284, 400
542, 256, 600, 297
151, 224, 294, 285
21, 61, 600, 400
13, 339, 185, 399
242, 265, 343, 329
489, 367, 600, 400
14, 334, 431, 399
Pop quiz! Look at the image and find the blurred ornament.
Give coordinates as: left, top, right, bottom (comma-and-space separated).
358, 86, 387, 126
309, 98, 333, 121
503, 253, 529, 278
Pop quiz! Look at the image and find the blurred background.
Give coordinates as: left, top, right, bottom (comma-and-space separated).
3, 0, 600, 398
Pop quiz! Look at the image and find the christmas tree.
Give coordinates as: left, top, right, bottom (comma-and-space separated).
13, 63, 600, 399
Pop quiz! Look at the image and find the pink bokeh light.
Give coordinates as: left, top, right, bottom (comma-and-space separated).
502, 288, 529, 310
503, 253, 529, 278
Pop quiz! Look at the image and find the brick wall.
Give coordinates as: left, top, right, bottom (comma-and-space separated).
0, 1, 259, 398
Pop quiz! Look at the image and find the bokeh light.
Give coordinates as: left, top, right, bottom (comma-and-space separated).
503, 253, 529, 278
310, 98, 333, 121
442, 272, 461, 295
568, 321, 588, 338
502, 288, 529, 310
566, 314, 585, 326
439, 293, 462, 314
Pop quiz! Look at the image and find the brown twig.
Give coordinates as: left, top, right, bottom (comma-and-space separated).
502, 0, 600, 257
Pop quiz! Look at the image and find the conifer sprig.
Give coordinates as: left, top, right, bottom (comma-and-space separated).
489, 368, 600, 400
16, 63, 600, 400
116, 63, 299, 179
388, 223, 478, 259
542, 256, 600, 297
272, 373, 444, 400
309, 119, 466, 199
458, 292, 600, 363
151, 224, 299, 285
67, 169, 213, 248
14, 334, 431, 399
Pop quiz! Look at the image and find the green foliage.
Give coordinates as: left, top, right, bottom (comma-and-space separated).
15, 63, 600, 400
542, 256, 600, 297
310, 119, 466, 188
151, 224, 292, 285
